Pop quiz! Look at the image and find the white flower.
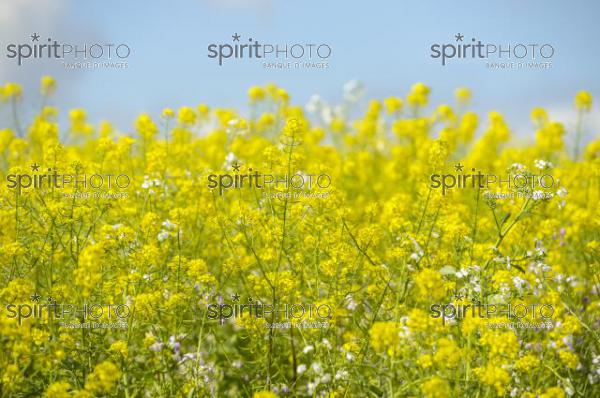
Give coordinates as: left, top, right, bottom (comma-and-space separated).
149, 341, 164, 352
456, 268, 469, 279
306, 95, 324, 114
321, 107, 334, 124
343, 80, 364, 102
141, 175, 151, 189
232, 360, 243, 368
297, 364, 307, 374
409, 237, 424, 257
345, 295, 358, 310
565, 385, 574, 396
509, 163, 525, 172
443, 316, 457, 326
225, 151, 236, 164
302, 345, 314, 354
311, 362, 322, 374
157, 230, 170, 242
335, 369, 349, 380
177, 353, 196, 364
534, 159, 554, 170
162, 219, 177, 230
513, 276, 528, 289
142, 175, 162, 189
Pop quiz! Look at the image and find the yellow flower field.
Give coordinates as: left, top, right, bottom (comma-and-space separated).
0, 78, 599, 397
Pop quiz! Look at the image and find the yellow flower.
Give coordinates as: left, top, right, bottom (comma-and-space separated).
40, 76, 56, 96
407, 82, 430, 107
433, 337, 461, 368
575, 90, 592, 111
44, 381, 71, 398
558, 350, 579, 369
428, 139, 449, 169
69, 108, 87, 125
248, 86, 266, 103
421, 376, 451, 398
455, 87, 472, 103
480, 331, 519, 360
384, 97, 403, 114
436, 104, 455, 123
515, 354, 540, 373
1, 363, 21, 383
73, 245, 104, 298
276, 87, 289, 103
178, 106, 197, 125
531, 107, 548, 126
417, 354, 433, 368
187, 258, 216, 284
135, 113, 158, 140
414, 268, 446, 301
253, 391, 277, 398
109, 340, 129, 358
84, 361, 121, 394
535, 121, 565, 152
369, 321, 403, 357
161, 108, 175, 118
2, 82, 23, 100
473, 364, 510, 396
197, 103, 210, 116
540, 387, 566, 398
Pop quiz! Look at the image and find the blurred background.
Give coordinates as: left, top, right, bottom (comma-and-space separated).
0, 0, 598, 140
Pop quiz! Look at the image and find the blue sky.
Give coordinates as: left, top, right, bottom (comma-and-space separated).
0, 0, 599, 139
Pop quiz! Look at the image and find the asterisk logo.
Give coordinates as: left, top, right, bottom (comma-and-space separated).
31, 163, 40, 172
455, 33, 464, 42
231, 293, 240, 302
30, 293, 41, 302
232, 33, 241, 42
31, 33, 40, 42
454, 163, 464, 172
451, 288, 464, 300
231, 162, 241, 172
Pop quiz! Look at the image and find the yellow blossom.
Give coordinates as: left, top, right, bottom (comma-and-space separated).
575, 90, 592, 111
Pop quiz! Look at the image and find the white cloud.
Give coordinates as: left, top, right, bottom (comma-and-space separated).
0, 0, 66, 81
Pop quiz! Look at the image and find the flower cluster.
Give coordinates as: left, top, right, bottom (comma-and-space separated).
0, 79, 598, 397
